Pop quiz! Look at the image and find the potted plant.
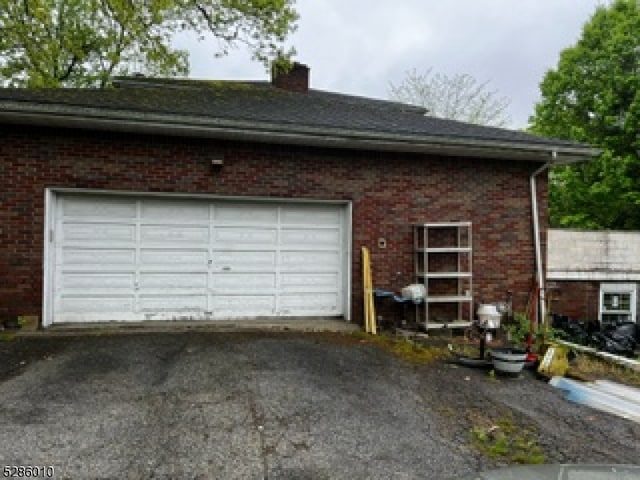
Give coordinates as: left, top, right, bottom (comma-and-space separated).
491, 312, 531, 374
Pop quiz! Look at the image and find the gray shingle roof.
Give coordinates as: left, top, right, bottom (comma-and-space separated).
1, 76, 598, 164
0, 77, 577, 148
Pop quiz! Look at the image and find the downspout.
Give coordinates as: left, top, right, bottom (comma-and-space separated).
530, 151, 555, 327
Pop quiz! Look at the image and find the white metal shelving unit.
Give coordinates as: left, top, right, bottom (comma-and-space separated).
414, 222, 473, 329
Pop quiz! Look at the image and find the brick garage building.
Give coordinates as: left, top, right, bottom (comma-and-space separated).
0, 64, 595, 328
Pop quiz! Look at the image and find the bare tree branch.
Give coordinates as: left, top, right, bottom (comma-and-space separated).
389, 68, 512, 128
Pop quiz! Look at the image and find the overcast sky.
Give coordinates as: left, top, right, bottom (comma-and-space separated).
174, 1, 605, 129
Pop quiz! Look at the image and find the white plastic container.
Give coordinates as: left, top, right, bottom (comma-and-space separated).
401, 284, 426, 303
477, 304, 501, 329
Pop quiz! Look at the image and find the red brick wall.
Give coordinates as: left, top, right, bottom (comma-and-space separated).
548, 281, 600, 321
549, 280, 640, 325
0, 126, 547, 324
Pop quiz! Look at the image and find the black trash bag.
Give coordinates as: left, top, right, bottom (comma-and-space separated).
554, 317, 592, 346
614, 322, 639, 343
565, 321, 590, 345
591, 326, 637, 357
552, 314, 569, 330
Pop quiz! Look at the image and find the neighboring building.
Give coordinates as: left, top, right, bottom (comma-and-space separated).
0, 63, 596, 328
547, 229, 640, 326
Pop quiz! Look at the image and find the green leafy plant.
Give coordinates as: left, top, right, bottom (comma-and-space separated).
505, 312, 532, 345
0, 0, 298, 88
529, 0, 640, 230
505, 312, 566, 347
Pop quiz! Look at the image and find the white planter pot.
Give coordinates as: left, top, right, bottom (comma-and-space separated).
491, 347, 527, 374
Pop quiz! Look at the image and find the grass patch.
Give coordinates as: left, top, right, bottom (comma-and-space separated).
448, 341, 484, 359
469, 412, 545, 464
0, 332, 16, 342
570, 354, 640, 388
352, 331, 451, 364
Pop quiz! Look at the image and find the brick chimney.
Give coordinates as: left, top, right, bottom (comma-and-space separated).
271, 62, 309, 93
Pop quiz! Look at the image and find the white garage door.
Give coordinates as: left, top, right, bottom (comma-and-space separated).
50, 193, 348, 323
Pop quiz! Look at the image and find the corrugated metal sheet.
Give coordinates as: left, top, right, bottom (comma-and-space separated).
550, 377, 640, 424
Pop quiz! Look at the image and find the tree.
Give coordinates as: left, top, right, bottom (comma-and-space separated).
529, 0, 640, 230
388, 68, 512, 127
0, 0, 297, 88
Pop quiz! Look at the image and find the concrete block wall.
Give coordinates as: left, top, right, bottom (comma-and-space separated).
548, 229, 640, 279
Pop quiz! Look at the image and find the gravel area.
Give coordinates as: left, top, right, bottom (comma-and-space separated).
0, 331, 638, 479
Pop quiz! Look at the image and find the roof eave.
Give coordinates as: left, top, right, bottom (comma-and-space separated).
0, 105, 599, 163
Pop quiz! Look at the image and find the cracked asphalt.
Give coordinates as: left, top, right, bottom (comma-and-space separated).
1, 332, 639, 479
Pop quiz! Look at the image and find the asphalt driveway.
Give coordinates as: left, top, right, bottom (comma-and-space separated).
1, 331, 639, 479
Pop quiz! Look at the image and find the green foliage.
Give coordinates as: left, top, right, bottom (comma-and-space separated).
0, 332, 17, 342
572, 354, 640, 388
505, 312, 533, 345
529, 0, 640, 230
506, 312, 565, 347
352, 331, 451, 364
0, 0, 298, 88
469, 414, 546, 464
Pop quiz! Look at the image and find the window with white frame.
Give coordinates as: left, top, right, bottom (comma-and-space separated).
599, 283, 637, 326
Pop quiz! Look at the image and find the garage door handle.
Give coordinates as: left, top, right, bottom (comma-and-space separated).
222, 266, 231, 271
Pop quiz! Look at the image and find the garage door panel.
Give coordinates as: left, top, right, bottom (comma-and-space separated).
140, 225, 209, 244
52, 194, 347, 323
140, 249, 208, 265
62, 196, 137, 219
280, 228, 340, 247
280, 251, 340, 270
139, 295, 207, 311
139, 272, 208, 289
60, 295, 135, 313
281, 205, 341, 226
61, 248, 136, 266
214, 204, 278, 225
212, 250, 276, 269
280, 273, 339, 291
214, 227, 277, 245
280, 294, 339, 313
141, 200, 209, 222
212, 272, 276, 290
212, 295, 276, 315
62, 223, 136, 243
61, 272, 135, 290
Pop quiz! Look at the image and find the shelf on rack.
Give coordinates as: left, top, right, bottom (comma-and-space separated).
426, 295, 473, 303
416, 247, 472, 253
417, 272, 472, 279
413, 222, 471, 228
424, 321, 473, 330
414, 222, 473, 329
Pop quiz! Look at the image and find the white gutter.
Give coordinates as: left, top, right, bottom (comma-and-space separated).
530, 153, 554, 326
